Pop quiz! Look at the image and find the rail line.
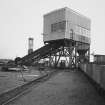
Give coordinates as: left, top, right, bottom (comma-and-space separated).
0, 70, 58, 105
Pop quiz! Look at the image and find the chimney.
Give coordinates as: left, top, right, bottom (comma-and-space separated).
28, 37, 34, 54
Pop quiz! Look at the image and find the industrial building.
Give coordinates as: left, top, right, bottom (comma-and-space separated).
94, 54, 105, 64
2, 7, 105, 105
43, 7, 91, 44
43, 7, 91, 67
16, 7, 91, 68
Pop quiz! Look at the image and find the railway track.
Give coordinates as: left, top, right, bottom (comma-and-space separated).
0, 70, 58, 105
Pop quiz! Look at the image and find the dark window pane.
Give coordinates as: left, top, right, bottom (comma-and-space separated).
51, 21, 66, 32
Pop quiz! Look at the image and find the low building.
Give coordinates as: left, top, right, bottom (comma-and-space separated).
94, 55, 105, 64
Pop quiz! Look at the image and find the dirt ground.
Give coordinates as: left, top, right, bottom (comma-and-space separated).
7, 70, 105, 105
0, 66, 44, 94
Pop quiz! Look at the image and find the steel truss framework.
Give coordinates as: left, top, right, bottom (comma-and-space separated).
44, 39, 90, 68
17, 39, 90, 69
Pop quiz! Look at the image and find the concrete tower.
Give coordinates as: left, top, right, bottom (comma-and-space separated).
28, 37, 34, 54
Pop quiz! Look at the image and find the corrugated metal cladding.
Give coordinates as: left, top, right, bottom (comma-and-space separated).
43, 7, 91, 44
94, 55, 105, 64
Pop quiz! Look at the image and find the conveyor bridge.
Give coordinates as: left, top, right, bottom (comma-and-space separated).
17, 39, 90, 68
19, 41, 62, 65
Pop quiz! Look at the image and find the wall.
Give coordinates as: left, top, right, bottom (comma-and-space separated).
65, 7, 91, 44
43, 8, 66, 42
43, 7, 91, 44
79, 63, 105, 91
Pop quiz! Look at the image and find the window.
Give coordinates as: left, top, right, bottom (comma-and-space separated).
79, 27, 82, 35
75, 26, 79, 34
70, 29, 73, 39
51, 21, 66, 32
75, 25, 90, 36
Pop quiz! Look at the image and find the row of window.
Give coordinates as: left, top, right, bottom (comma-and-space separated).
75, 26, 90, 37
51, 21, 90, 38
51, 21, 66, 32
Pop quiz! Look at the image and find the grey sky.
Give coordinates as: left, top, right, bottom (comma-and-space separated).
0, 0, 105, 59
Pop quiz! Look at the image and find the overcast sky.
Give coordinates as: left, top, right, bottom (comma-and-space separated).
0, 0, 105, 59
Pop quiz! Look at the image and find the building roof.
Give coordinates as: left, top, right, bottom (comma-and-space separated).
44, 7, 91, 21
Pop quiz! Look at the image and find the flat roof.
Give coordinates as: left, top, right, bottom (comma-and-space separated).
44, 7, 91, 21
94, 55, 105, 56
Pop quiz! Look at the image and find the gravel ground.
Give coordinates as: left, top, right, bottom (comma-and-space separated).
0, 67, 43, 94
7, 70, 105, 105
